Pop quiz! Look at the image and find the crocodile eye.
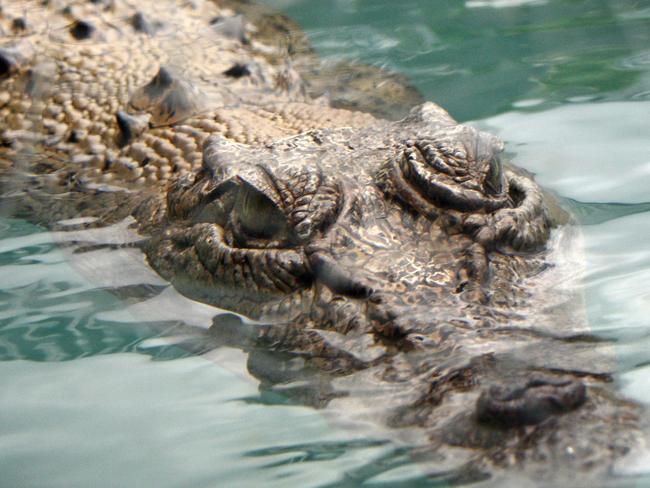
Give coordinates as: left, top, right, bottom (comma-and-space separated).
235, 184, 288, 241
483, 157, 503, 195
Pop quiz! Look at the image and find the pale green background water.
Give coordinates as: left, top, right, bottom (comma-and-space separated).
2, 0, 650, 486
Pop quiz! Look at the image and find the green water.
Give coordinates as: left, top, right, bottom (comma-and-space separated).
3, 0, 650, 486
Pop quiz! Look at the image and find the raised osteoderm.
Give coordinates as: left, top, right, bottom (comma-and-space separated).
0, 0, 644, 481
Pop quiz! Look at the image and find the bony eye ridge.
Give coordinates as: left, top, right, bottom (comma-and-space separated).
395, 143, 510, 213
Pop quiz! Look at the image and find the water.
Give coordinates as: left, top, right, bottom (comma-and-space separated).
2, 0, 650, 486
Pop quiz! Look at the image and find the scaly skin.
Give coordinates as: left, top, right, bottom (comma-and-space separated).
0, 0, 645, 483
0, 0, 376, 182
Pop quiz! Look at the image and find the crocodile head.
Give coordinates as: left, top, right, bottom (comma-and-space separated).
147, 102, 551, 335
144, 105, 615, 457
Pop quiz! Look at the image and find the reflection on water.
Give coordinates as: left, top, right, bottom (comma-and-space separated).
0, 354, 399, 488
3, 0, 650, 486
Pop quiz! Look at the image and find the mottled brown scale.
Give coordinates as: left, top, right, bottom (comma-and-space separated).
0, 0, 372, 188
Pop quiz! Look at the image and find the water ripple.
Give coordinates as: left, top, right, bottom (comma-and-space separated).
617, 51, 650, 70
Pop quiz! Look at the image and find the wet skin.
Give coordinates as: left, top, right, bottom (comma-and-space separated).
0, 0, 645, 481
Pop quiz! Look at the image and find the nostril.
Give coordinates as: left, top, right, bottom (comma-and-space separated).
308, 252, 372, 299
476, 373, 587, 427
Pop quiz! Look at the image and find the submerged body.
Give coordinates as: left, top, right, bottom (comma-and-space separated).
0, 0, 645, 482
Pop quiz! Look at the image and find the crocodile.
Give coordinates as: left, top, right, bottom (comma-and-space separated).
0, 0, 646, 483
